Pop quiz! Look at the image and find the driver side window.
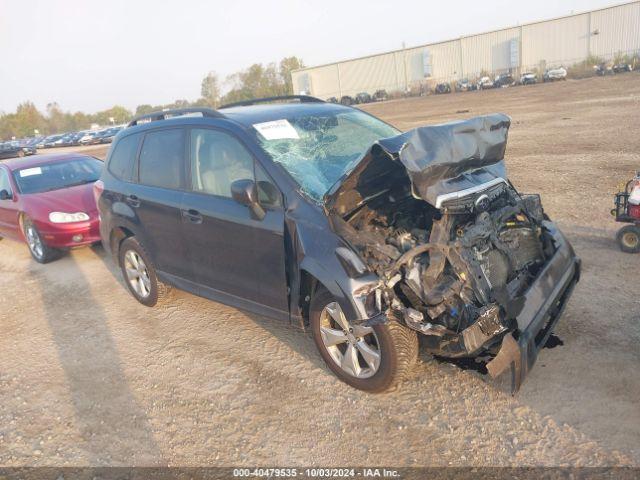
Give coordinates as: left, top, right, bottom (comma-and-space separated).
0, 169, 12, 196
190, 129, 254, 198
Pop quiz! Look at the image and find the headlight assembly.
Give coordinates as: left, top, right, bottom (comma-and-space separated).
48, 212, 90, 223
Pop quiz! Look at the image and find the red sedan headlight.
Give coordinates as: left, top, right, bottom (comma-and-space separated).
48, 212, 90, 223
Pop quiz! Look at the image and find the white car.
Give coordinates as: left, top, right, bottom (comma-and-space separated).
477, 76, 494, 89
543, 67, 567, 82
520, 72, 537, 85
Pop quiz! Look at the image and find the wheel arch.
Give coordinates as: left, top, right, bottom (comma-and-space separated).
109, 226, 135, 259
298, 269, 320, 326
297, 257, 360, 327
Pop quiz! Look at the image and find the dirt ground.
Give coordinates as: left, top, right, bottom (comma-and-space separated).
0, 74, 638, 467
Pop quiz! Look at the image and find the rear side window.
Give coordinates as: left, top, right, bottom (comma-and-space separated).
139, 129, 184, 190
108, 133, 140, 181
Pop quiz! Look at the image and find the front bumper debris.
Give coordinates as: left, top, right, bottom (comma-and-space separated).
487, 225, 581, 393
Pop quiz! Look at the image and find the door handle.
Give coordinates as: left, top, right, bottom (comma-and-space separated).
126, 194, 140, 208
181, 208, 202, 224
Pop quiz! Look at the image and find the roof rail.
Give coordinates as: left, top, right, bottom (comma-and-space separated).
219, 95, 325, 109
127, 107, 225, 127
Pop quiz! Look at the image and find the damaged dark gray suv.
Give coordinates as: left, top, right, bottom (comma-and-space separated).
97, 96, 580, 393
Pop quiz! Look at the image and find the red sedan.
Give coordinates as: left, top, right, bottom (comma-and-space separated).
0, 153, 102, 263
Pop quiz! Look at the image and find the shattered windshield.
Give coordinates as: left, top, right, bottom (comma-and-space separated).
255, 110, 399, 201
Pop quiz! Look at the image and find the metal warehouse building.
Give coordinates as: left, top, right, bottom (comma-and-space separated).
291, 1, 640, 99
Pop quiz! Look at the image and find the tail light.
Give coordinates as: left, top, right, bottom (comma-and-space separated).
93, 179, 104, 205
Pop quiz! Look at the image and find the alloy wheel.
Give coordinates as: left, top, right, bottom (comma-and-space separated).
25, 225, 44, 260
319, 301, 381, 379
124, 250, 151, 298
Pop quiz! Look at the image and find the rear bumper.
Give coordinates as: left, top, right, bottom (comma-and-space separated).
487, 222, 581, 392
36, 218, 101, 249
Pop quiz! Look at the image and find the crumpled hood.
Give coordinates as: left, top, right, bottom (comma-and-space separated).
25, 182, 98, 218
324, 113, 511, 215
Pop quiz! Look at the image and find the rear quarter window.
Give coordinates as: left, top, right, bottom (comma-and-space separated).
107, 133, 141, 182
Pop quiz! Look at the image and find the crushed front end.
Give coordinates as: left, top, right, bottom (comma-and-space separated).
326, 114, 580, 392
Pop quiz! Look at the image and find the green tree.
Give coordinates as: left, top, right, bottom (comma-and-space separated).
135, 104, 154, 116
91, 105, 131, 126
46, 102, 67, 133
201, 72, 221, 107
279, 56, 304, 94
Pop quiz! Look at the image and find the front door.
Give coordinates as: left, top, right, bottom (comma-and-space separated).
181, 128, 289, 315
0, 167, 20, 240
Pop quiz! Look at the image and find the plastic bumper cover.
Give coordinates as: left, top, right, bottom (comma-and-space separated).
487, 223, 581, 393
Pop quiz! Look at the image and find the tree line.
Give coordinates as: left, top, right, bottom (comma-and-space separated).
0, 56, 304, 140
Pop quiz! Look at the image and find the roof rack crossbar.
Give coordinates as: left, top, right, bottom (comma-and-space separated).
127, 107, 225, 127
219, 95, 325, 109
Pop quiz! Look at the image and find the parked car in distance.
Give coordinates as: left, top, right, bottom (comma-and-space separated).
494, 73, 514, 87
456, 79, 476, 91
97, 100, 580, 393
477, 76, 495, 89
372, 89, 388, 102
355, 92, 372, 104
79, 131, 100, 145
613, 63, 633, 73
543, 67, 567, 82
43, 134, 64, 148
23, 137, 44, 149
434, 83, 451, 94
97, 127, 122, 144
58, 133, 78, 147
519, 72, 537, 85
326, 97, 339, 103
340, 95, 355, 106
69, 131, 87, 145
35, 136, 50, 149
0, 141, 37, 159
0, 154, 102, 263
594, 63, 614, 76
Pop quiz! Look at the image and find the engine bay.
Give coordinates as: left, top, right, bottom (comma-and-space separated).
334, 180, 556, 358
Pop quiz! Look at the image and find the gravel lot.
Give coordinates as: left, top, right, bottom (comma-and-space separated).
0, 74, 639, 467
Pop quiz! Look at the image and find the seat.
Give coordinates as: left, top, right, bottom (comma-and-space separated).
198, 138, 253, 197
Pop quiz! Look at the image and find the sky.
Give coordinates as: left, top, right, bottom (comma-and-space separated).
0, 0, 625, 114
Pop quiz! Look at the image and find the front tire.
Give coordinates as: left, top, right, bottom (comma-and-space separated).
310, 287, 418, 392
118, 237, 169, 306
22, 217, 62, 263
617, 225, 640, 253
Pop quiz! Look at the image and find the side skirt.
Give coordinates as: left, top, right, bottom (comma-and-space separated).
158, 271, 290, 322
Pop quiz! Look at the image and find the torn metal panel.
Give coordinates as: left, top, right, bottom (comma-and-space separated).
325, 114, 511, 215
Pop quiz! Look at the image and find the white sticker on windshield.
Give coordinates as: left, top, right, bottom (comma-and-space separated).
253, 119, 299, 140
19, 167, 42, 177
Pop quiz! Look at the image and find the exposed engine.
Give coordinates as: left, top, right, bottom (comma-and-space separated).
335, 181, 555, 358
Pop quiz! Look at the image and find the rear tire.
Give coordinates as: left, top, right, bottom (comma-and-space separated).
310, 286, 418, 392
617, 225, 640, 253
22, 217, 62, 264
118, 237, 170, 306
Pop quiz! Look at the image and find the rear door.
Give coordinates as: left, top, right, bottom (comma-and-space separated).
0, 166, 20, 239
132, 128, 190, 279
181, 127, 289, 314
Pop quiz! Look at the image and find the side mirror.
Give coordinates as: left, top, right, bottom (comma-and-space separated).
0, 189, 12, 201
230, 179, 265, 221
